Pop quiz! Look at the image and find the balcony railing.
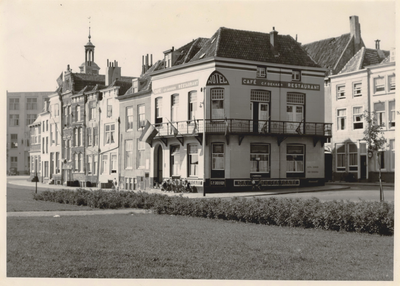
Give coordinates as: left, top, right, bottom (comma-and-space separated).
154, 119, 332, 137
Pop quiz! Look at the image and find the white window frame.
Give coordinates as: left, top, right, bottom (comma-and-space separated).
388, 75, 395, 91
110, 154, 117, 173
389, 101, 395, 128
286, 145, 305, 173
126, 106, 134, 131
348, 143, 358, 172
170, 145, 180, 176
352, 106, 363, 130
337, 109, 346, 130
374, 77, 385, 94
353, 82, 362, 97
374, 102, 386, 127
188, 144, 198, 177
337, 85, 346, 99
211, 88, 224, 120
212, 143, 225, 170
171, 94, 179, 122
256, 67, 266, 78
292, 70, 301, 81
336, 144, 346, 172
137, 140, 146, 169
104, 123, 115, 144
155, 97, 163, 124
250, 144, 270, 173
125, 140, 133, 169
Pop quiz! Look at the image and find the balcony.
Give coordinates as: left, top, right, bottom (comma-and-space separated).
154, 119, 332, 146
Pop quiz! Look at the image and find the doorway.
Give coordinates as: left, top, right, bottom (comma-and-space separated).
360, 155, 367, 179
155, 145, 163, 184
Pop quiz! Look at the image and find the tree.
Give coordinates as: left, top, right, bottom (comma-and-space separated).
362, 111, 387, 201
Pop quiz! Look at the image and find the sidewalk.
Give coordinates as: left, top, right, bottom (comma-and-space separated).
8, 175, 350, 199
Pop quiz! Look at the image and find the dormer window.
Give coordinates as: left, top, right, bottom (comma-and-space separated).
292, 70, 301, 81
165, 53, 172, 68
256, 67, 266, 78
132, 79, 139, 93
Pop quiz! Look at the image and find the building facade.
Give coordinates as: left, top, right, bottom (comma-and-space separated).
7, 91, 53, 175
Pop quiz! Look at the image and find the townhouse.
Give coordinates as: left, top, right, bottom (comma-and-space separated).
136, 27, 331, 193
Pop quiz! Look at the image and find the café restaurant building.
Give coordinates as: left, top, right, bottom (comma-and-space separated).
144, 27, 331, 192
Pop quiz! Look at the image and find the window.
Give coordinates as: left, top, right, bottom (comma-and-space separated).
126, 106, 134, 130
44, 161, 49, 177
155, 97, 163, 124
76, 105, 81, 122
50, 124, 54, 145
388, 75, 395, 91
138, 105, 146, 129
46, 137, 48, 153
390, 140, 395, 170
67, 106, 71, 125
56, 152, 59, 173
170, 145, 180, 176
87, 127, 92, 146
89, 101, 96, 120
54, 103, 59, 117
79, 154, 83, 172
125, 140, 133, 169
74, 128, 78, 146
171, 94, 179, 122
46, 120, 49, 131
250, 144, 269, 173
42, 137, 45, 154
105, 124, 115, 144
211, 88, 224, 119
348, 143, 358, 171
212, 143, 224, 170
10, 134, 18, 148
337, 109, 346, 130
111, 154, 117, 173
374, 77, 385, 93
188, 91, 197, 120
292, 70, 301, 81
287, 93, 304, 122
10, 157, 17, 168
353, 107, 363, 129
74, 153, 78, 172
257, 67, 266, 78
102, 155, 108, 174
79, 128, 83, 146
374, 102, 385, 127
138, 140, 146, 168
353, 82, 362, 97
26, 98, 37, 110
286, 145, 304, 173
107, 99, 112, 117
9, 98, 19, 110
93, 156, 98, 175
92, 127, 98, 146
336, 144, 346, 172
9, 114, 19, 127
337, 85, 345, 99
389, 101, 395, 127
87, 155, 92, 174
188, 144, 198, 176
132, 80, 139, 93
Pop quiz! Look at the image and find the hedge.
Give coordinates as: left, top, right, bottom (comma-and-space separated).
33, 189, 394, 235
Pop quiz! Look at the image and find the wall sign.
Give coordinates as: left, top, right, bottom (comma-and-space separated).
187, 179, 203, 187
242, 78, 320, 91
210, 180, 225, 186
234, 179, 300, 187
207, 71, 229, 86
153, 79, 199, 94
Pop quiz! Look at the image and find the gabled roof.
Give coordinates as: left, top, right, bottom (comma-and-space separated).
302, 34, 356, 73
339, 47, 391, 74
174, 38, 209, 65
188, 27, 320, 67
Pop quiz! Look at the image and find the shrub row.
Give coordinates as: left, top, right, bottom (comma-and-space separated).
33, 189, 394, 235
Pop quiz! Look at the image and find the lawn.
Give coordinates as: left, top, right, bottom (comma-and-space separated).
7, 213, 393, 280
7, 185, 93, 212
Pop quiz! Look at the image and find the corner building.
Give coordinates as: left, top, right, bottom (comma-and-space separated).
146, 27, 331, 192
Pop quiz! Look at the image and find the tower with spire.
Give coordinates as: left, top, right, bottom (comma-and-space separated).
79, 26, 100, 74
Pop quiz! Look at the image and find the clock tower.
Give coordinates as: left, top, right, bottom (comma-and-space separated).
79, 27, 100, 75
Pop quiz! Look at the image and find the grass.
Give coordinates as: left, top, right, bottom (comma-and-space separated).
7, 185, 93, 212
7, 214, 393, 280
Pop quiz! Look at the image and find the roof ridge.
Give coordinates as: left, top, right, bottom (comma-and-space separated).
303, 33, 351, 47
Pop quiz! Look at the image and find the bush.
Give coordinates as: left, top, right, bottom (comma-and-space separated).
33, 190, 394, 235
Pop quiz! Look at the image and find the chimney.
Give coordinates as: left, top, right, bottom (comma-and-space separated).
105, 59, 121, 86
270, 27, 278, 48
349, 16, 361, 50
145, 54, 149, 71
375, 39, 380, 50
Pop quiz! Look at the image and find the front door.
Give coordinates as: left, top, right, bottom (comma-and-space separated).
156, 146, 163, 184
360, 155, 367, 179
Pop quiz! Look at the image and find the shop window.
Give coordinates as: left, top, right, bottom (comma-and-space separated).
286, 145, 304, 174
389, 101, 395, 127
374, 102, 386, 127
336, 144, 346, 172
250, 144, 270, 173
337, 109, 346, 130
353, 107, 363, 129
337, 85, 345, 99
170, 145, 180, 176
353, 82, 362, 97
105, 123, 115, 144
211, 88, 224, 120
126, 106, 134, 130
171, 94, 179, 122
374, 77, 385, 93
125, 140, 133, 169
188, 144, 198, 177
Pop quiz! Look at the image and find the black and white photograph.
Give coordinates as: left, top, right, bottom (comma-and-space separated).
2, 0, 397, 285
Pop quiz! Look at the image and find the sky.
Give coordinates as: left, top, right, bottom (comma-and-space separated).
0, 0, 397, 93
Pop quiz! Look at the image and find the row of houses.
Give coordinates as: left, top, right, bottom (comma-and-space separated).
7, 15, 395, 192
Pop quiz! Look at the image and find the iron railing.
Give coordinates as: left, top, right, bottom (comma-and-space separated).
154, 119, 332, 137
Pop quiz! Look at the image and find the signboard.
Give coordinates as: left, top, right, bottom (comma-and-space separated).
210, 180, 225, 186
153, 80, 199, 94
187, 179, 203, 187
306, 161, 321, 176
207, 71, 229, 86
242, 78, 320, 91
234, 179, 300, 187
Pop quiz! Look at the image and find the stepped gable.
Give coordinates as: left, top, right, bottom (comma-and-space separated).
189, 27, 320, 67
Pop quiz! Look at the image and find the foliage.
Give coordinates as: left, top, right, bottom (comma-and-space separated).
362, 111, 387, 151
33, 189, 394, 235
